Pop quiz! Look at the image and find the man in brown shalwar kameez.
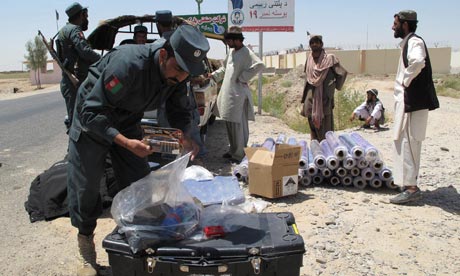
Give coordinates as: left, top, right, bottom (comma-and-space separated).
301, 34, 347, 141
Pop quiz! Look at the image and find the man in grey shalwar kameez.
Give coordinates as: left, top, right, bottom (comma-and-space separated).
210, 26, 265, 162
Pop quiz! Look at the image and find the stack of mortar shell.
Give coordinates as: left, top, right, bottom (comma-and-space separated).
297, 131, 396, 190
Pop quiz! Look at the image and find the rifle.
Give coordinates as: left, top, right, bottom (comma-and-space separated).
38, 30, 79, 87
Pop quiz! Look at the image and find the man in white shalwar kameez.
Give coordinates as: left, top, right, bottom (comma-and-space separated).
390, 10, 439, 204
210, 26, 265, 162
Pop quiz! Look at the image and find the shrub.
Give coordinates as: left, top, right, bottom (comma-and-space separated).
333, 88, 366, 130
435, 74, 460, 98
281, 80, 292, 88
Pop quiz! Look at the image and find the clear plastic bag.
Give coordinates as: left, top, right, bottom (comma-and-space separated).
200, 204, 247, 234
182, 165, 214, 181
111, 153, 202, 253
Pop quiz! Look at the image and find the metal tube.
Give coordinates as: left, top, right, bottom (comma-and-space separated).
350, 132, 380, 161
378, 167, 393, 181
262, 137, 276, 151
361, 167, 375, 181
310, 139, 326, 168
233, 143, 260, 182
307, 163, 318, 176
350, 167, 361, 177
370, 177, 383, 189
384, 177, 398, 189
357, 157, 369, 169
342, 154, 357, 170
371, 159, 384, 172
330, 176, 341, 186
320, 140, 339, 170
321, 167, 332, 178
341, 175, 353, 186
338, 133, 364, 159
300, 175, 312, 187
275, 133, 286, 144
312, 175, 323, 185
287, 137, 298, 145
298, 140, 309, 168
325, 131, 348, 160
336, 167, 347, 178
353, 176, 367, 189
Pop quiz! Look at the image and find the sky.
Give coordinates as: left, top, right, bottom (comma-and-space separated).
0, 0, 459, 72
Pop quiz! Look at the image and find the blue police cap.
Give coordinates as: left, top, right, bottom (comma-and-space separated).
65, 2, 87, 18
155, 10, 173, 24
134, 25, 148, 34
170, 25, 210, 76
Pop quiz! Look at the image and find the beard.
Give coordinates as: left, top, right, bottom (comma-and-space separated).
81, 19, 89, 31
160, 61, 181, 86
393, 25, 404, 38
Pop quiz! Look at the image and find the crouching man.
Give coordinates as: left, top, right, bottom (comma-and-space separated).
350, 88, 385, 129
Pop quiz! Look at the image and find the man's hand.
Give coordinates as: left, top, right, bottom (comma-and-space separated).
126, 139, 155, 158
182, 137, 199, 161
114, 134, 154, 158
350, 113, 356, 122
365, 116, 373, 125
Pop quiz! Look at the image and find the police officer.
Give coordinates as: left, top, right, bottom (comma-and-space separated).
57, 2, 100, 129
155, 10, 174, 39
67, 24, 209, 276
133, 25, 148, 44
155, 10, 208, 157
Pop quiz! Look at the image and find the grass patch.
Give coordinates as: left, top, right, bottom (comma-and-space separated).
281, 80, 292, 88
334, 88, 366, 130
252, 88, 286, 118
251, 74, 368, 133
287, 118, 310, 133
250, 74, 282, 86
262, 90, 286, 118
435, 74, 460, 98
0, 71, 29, 79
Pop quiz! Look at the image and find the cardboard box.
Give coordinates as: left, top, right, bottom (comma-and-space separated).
245, 144, 301, 198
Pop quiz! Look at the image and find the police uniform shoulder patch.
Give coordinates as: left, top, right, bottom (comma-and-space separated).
105, 75, 123, 94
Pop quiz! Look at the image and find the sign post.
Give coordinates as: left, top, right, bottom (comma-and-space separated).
195, 0, 203, 15
178, 13, 228, 40
228, 0, 296, 114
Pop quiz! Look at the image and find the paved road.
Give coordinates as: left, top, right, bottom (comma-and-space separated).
0, 89, 73, 275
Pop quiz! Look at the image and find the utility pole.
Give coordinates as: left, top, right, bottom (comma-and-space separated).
195, 0, 203, 15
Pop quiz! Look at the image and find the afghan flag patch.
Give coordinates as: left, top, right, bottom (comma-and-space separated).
105, 75, 123, 94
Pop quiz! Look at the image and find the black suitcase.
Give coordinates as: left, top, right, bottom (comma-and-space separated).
103, 212, 305, 276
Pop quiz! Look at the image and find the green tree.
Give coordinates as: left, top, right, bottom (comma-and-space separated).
24, 35, 47, 89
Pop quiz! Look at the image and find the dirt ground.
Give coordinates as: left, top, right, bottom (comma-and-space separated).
1, 72, 460, 276
0, 78, 58, 99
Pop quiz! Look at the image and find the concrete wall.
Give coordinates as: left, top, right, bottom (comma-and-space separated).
329, 50, 361, 74
451, 50, 460, 73
29, 60, 62, 85
264, 47, 452, 75
430, 48, 451, 74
